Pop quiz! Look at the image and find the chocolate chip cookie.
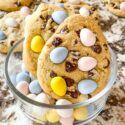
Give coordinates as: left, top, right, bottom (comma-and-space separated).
23, 3, 99, 76
103, 0, 125, 17
0, 11, 25, 53
0, 0, 33, 12
37, 15, 111, 103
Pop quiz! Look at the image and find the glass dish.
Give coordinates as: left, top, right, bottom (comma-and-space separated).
5, 39, 117, 125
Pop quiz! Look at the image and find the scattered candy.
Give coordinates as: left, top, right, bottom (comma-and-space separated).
79, 7, 90, 16
16, 81, 29, 95
120, 2, 125, 11
50, 47, 68, 64
10, 75, 17, 86
0, 31, 7, 40
56, 99, 73, 118
20, 6, 31, 16
73, 107, 88, 121
51, 77, 67, 96
16, 71, 31, 83
78, 80, 97, 94
69, 0, 80, 4
31, 35, 45, 53
27, 94, 37, 100
78, 57, 97, 71
46, 109, 60, 123
52, 11, 68, 24
5, 17, 19, 27
80, 28, 96, 47
29, 80, 42, 94
60, 116, 74, 125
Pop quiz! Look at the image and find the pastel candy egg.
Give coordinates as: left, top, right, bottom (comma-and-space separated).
78, 57, 97, 71
79, 7, 90, 16
69, 0, 80, 4
27, 94, 36, 100
57, 3, 64, 8
29, 80, 42, 94
46, 110, 60, 123
73, 107, 88, 121
80, 28, 96, 47
20, 6, 31, 16
56, 99, 73, 118
0, 31, 7, 40
120, 2, 125, 10
50, 47, 68, 64
5, 17, 19, 27
31, 35, 45, 53
16, 81, 29, 95
78, 80, 97, 94
52, 11, 68, 24
34, 93, 50, 115
16, 71, 31, 83
51, 77, 67, 96
10, 75, 17, 86
60, 116, 74, 125
33, 113, 47, 122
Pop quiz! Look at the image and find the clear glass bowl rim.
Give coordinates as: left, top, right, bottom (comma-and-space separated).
5, 39, 117, 109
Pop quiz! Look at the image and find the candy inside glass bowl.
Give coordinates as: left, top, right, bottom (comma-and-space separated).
5, 39, 117, 125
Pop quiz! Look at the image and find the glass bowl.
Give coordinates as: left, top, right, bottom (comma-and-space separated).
5, 39, 117, 125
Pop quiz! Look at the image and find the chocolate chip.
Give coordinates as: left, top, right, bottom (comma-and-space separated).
10, 41, 15, 46
50, 27, 55, 32
66, 91, 79, 98
103, 58, 110, 68
62, 76, 75, 87
40, 15, 44, 20
76, 30, 80, 37
41, 24, 46, 30
73, 40, 78, 45
70, 50, 81, 61
65, 61, 77, 72
52, 37, 62, 47
60, 26, 69, 34
50, 71, 57, 78
88, 94, 92, 99
103, 44, 108, 50
46, 15, 51, 20
91, 44, 102, 54
14, 1, 21, 7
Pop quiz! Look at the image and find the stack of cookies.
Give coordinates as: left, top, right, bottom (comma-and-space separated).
1, 0, 113, 124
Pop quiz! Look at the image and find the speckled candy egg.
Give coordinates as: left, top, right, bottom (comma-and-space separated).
80, 28, 96, 47
52, 11, 68, 24
20, 6, 31, 16
56, 99, 73, 118
16, 81, 29, 95
79, 7, 90, 16
78, 80, 97, 95
50, 47, 68, 64
120, 2, 125, 11
0, 31, 7, 40
5, 17, 19, 27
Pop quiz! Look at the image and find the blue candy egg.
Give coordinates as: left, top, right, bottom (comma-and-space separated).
52, 11, 68, 24
50, 47, 68, 64
16, 71, 31, 83
78, 80, 97, 95
29, 80, 42, 94
10, 75, 17, 86
0, 31, 7, 40
57, 3, 64, 8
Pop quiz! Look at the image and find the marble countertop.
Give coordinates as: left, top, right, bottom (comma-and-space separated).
0, 0, 125, 125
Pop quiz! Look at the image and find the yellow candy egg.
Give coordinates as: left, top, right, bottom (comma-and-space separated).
73, 107, 88, 121
50, 76, 67, 96
32, 113, 47, 122
31, 35, 45, 53
46, 109, 60, 123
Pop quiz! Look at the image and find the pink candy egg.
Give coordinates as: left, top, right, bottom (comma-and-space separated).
69, 0, 80, 5
20, 6, 31, 16
60, 116, 74, 125
56, 99, 73, 118
80, 28, 96, 47
16, 81, 29, 95
78, 57, 97, 71
120, 2, 125, 11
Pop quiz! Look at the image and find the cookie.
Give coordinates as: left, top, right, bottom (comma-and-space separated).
103, 0, 125, 17
0, 11, 25, 53
23, 3, 99, 76
0, 0, 33, 12
37, 15, 111, 103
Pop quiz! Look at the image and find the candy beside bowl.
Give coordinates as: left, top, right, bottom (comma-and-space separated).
5, 40, 117, 125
